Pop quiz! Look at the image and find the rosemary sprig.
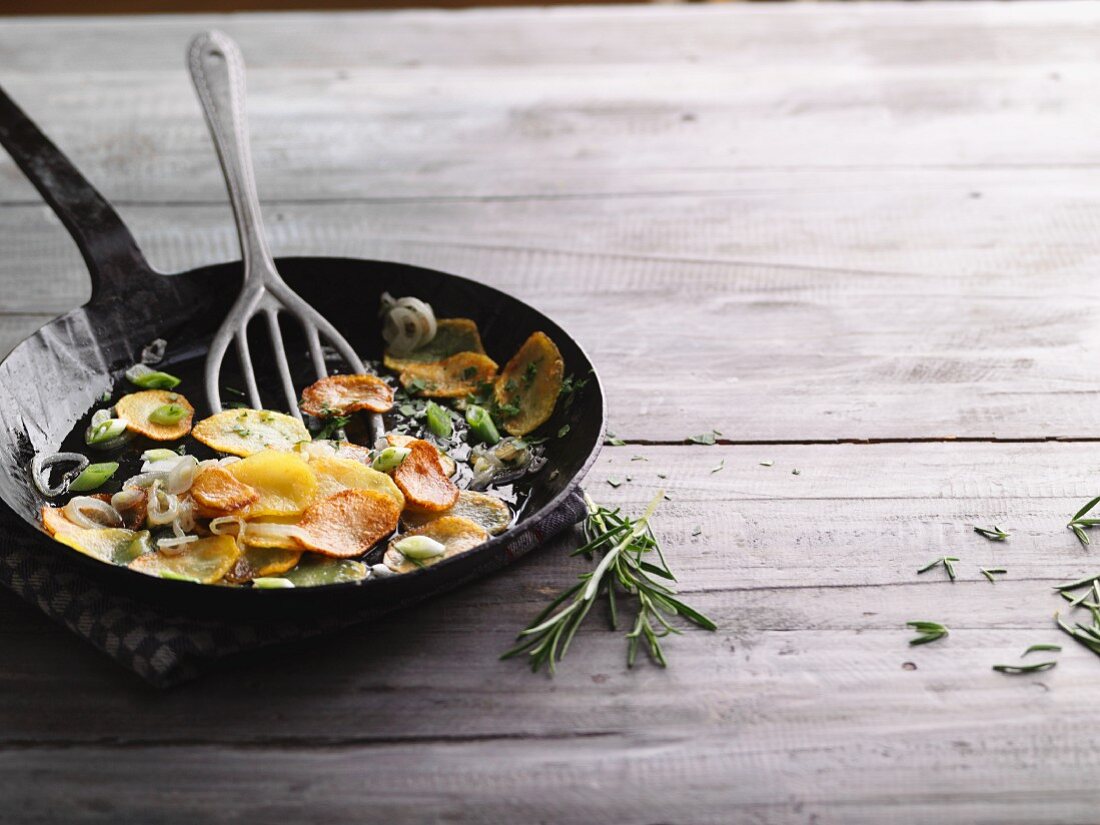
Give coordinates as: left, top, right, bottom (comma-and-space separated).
974, 525, 1009, 541
1067, 495, 1100, 546
1023, 644, 1061, 655
503, 491, 716, 673
907, 621, 949, 646
993, 662, 1057, 674
980, 567, 1007, 583
917, 556, 959, 581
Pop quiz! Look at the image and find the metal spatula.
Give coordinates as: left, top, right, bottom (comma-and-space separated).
188, 31, 374, 433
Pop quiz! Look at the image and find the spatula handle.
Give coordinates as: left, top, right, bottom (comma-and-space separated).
187, 31, 275, 282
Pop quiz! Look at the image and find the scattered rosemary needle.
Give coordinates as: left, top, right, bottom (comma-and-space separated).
907, 621, 949, 646
606, 478, 622, 489
974, 525, 1009, 542
993, 662, 1057, 674
691, 526, 702, 537
980, 567, 1007, 583
503, 491, 716, 673
759, 460, 774, 467
1023, 644, 1061, 655
917, 556, 959, 581
631, 455, 648, 462
710, 460, 724, 474
1066, 494, 1100, 547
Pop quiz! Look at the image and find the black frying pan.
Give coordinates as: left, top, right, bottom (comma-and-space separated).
0, 87, 605, 618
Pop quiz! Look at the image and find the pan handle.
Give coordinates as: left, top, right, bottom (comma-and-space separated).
0, 85, 153, 302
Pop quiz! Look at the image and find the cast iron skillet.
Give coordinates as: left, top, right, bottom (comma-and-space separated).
0, 87, 605, 618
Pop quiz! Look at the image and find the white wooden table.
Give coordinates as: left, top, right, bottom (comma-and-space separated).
3, 3, 1100, 821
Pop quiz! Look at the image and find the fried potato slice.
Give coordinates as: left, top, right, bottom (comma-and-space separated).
128, 534, 241, 584
191, 465, 260, 517
192, 409, 311, 457
383, 516, 489, 574
309, 454, 405, 508
386, 433, 456, 477
295, 489, 401, 558
398, 352, 498, 399
41, 506, 147, 564
401, 490, 511, 536
282, 555, 369, 587
115, 390, 195, 441
225, 545, 303, 583
296, 439, 375, 466
225, 450, 318, 518
300, 374, 395, 418
494, 331, 565, 436
383, 318, 486, 372
391, 439, 460, 512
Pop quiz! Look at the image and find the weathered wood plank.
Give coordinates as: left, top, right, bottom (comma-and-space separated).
4, 190, 1100, 441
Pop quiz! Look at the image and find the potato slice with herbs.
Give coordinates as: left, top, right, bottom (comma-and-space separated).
115, 390, 195, 441
383, 318, 486, 372
386, 433, 456, 477
398, 352, 498, 399
41, 506, 149, 564
226, 450, 318, 518
309, 454, 405, 508
384, 516, 489, 574
401, 490, 511, 536
191, 465, 260, 517
392, 438, 460, 512
300, 374, 395, 418
494, 332, 564, 437
282, 556, 369, 587
192, 409, 310, 457
128, 534, 241, 584
295, 489, 401, 558
225, 546, 303, 583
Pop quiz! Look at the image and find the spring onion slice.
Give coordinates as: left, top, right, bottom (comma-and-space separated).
31, 452, 89, 497
372, 446, 411, 473
425, 401, 453, 439
68, 462, 119, 492
125, 363, 181, 390
465, 404, 500, 446
149, 403, 187, 425
253, 577, 295, 589
394, 535, 446, 560
85, 409, 128, 447
141, 448, 179, 463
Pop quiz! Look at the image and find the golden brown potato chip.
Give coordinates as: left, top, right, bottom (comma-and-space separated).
225, 545, 303, 583
383, 516, 489, 574
309, 454, 405, 508
115, 390, 195, 441
300, 374, 395, 418
401, 490, 511, 536
392, 439, 460, 512
383, 318, 486, 372
226, 450, 318, 518
386, 433, 457, 477
190, 465, 260, 517
295, 489, 401, 558
128, 534, 241, 583
494, 332, 564, 436
398, 352, 498, 399
192, 409, 311, 457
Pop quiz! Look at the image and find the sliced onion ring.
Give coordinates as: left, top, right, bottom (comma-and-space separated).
166, 455, 199, 495
156, 534, 199, 554
110, 488, 145, 512
123, 471, 169, 490
31, 452, 89, 498
209, 515, 245, 537
64, 495, 123, 529
242, 521, 310, 546
146, 483, 179, 526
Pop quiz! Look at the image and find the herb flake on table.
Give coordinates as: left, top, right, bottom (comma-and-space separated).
759, 459, 773, 467
689, 431, 718, 446
980, 567, 1006, 583
917, 556, 959, 581
1023, 644, 1061, 655
503, 491, 716, 673
993, 662, 1056, 674
907, 621, 949, 646
710, 460, 724, 474
973, 525, 1009, 542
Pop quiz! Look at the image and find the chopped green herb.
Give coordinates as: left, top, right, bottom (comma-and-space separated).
1023, 644, 1061, 655
558, 425, 571, 438
993, 662, 1057, 674
504, 378, 519, 394
907, 621, 949, 646
917, 556, 959, 581
497, 401, 521, 419
231, 424, 251, 438
316, 415, 351, 440
523, 361, 540, 384
406, 377, 430, 395
974, 525, 1009, 541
